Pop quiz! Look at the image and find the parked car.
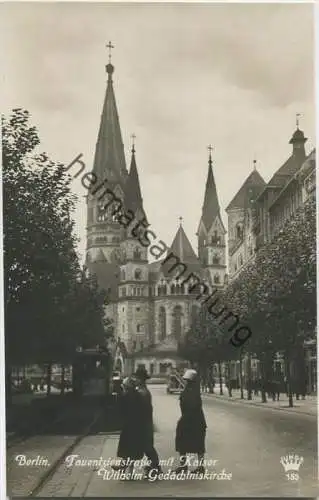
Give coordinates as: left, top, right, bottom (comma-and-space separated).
166, 374, 184, 394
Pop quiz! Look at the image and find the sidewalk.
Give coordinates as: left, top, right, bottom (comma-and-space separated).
203, 388, 318, 416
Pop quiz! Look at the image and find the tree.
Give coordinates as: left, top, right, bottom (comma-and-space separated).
3, 109, 110, 401
220, 194, 316, 405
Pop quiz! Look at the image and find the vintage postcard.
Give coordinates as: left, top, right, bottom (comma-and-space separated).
2, 2, 317, 498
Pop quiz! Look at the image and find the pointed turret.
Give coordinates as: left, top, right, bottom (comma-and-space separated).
201, 149, 221, 232
92, 62, 127, 182
125, 142, 144, 215
169, 220, 199, 265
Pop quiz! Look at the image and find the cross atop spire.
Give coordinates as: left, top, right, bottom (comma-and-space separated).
131, 133, 136, 154
296, 113, 301, 129
179, 216, 183, 227
207, 145, 213, 166
106, 41, 114, 63
253, 155, 257, 171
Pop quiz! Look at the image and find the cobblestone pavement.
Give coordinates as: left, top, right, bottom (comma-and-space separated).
7, 386, 318, 497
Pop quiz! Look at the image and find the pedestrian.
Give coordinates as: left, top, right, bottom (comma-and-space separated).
174, 368, 207, 474
134, 366, 162, 479
111, 376, 144, 478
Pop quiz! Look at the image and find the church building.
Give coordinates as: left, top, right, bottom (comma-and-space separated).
85, 56, 227, 376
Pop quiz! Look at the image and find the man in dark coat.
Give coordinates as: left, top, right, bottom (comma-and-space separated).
174, 369, 207, 474
112, 377, 144, 476
134, 366, 162, 479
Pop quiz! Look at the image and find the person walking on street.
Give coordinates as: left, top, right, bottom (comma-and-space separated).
134, 366, 162, 479
174, 369, 207, 475
111, 376, 144, 478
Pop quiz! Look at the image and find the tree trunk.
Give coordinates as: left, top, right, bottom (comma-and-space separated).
285, 355, 294, 408
260, 357, 267, 403
60, 364, 65, 396
247, 352, 252, 400
218, 361, 223, 395
46, 363, 52, 396
239, 352, 244, 399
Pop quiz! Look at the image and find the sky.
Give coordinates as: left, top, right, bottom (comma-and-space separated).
1, 2, 315, 263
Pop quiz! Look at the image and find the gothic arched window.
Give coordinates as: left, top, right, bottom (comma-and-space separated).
162, 285, 167, 295
159, 307, 166, 341
170, 284, 176, 294
214, 274, 220, 284
121, 269, 126, 281
134, 269, 142, 280
133, 247, 142, 260
180, 283, 185, 294
212, 254, 220, 265
191, 305, 199, 325
175, 284, 181, 294
172, 305, 183, 341
236, 224, 243, 240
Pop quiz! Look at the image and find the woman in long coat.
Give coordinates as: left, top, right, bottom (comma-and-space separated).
175, 369, 207, 474
112, 377, 145, 474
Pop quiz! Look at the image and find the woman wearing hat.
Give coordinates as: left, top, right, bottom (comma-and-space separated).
112, 376, 144, 476
174, 368, 207, 474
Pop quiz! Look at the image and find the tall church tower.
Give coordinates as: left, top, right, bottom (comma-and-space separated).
86, 54, 128, 307
118, 142, 150, 355
197, 148, 227, 288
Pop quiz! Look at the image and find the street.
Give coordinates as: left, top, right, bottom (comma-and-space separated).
7, 385, 318, 497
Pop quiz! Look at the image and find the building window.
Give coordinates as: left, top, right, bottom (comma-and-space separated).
136, 307, 140, 312
191, 305, 199, 324
236, 224, 243, 240
140, 342, 144, 350
170, 284, 176, 294
133, 247, 142, 260
135, 269, 142, 280
137, 324, 141, 333
132, 341, 136, 351
159, 306, 166, 341
180, 283, 185, 294
172, 305, 183, 341
214, 274, 220, 284
212, 254, 220, 265
239, 255, 243, 266
122, 307, 125, 312
121, 270, 126, 281
122, 324, 124, 332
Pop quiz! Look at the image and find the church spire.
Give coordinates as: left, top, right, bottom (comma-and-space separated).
92, 44, 127, 182
125, 137, 144, 214
201, 146, 221, 231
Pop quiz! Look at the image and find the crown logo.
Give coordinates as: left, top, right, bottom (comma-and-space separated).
280, 454, 304, 472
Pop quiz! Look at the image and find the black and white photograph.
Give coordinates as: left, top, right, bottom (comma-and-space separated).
2, 2, 317, 498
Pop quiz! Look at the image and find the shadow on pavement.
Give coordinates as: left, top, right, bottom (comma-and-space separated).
6, 393, 121, 442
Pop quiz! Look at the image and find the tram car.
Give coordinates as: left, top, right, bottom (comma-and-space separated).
72, 347, 112, 398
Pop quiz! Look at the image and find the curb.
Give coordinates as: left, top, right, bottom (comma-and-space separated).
203, 393, 317, 417
28, 410, 101, 497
